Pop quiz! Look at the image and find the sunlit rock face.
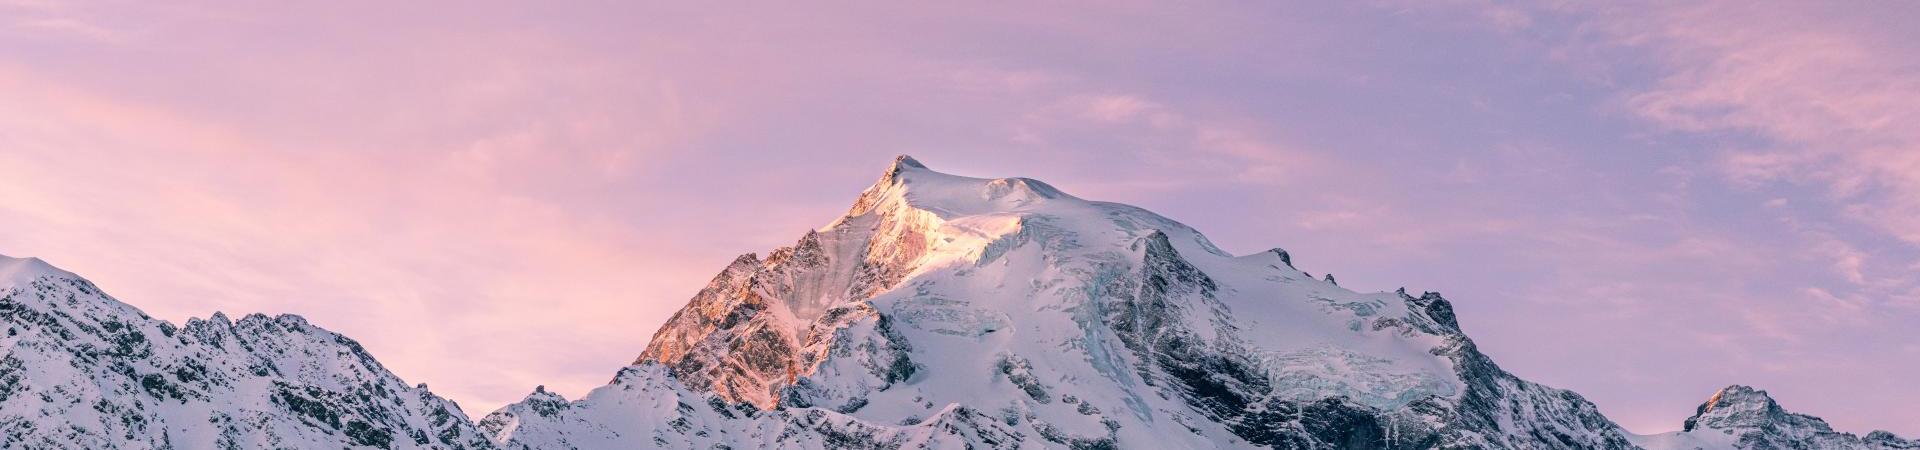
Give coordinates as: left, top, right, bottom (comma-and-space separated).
491, 156, 1648, 449
632, 157, 934, 410
6, 156, 1905, 450
1632, 385, 1918, 450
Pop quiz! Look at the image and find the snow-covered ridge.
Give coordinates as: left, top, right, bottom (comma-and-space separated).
1632, 385, 1917, 450
0, 254, 77, 286
495, 155, 1645, 449
4, 155, 1910, 449
1, 254, 494, 449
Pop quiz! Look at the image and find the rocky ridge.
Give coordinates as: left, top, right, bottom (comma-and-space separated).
3, 156, 1911, 449
0, 255, 494, 449
1631, 385, 1916, 450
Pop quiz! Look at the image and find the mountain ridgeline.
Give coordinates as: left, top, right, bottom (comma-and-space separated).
1, 156, 1910, 449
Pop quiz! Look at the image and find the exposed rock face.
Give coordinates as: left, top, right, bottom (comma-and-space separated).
0, 255, 494, 449
632, 158, 934, 410
1633, 386, 1918, 450
486, 156, 1651, 449
4, 156, 1906, 449
477, 363, 1031, 450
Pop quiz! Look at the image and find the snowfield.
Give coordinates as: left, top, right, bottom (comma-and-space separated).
491, 156, 1635, 449
3, 156, 1911, 449
1, 255, 493, 449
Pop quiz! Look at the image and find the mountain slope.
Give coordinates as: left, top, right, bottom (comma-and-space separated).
1631, 386, 1917, 450
0, 255, 495, 449
485, 156, 1642, 449
6, 156, 1907, 449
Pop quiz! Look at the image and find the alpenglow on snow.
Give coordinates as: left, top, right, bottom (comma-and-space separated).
3, 156, 1913, 450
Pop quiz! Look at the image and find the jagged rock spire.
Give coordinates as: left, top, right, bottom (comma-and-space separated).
0, 255, 500, 449
845, 155, 927, 218
1682, 385, 1807, 433
1268, 248, 1293, 268
878, 154, 928, 186
892, 154, 926, 170
1653, 385, 1917, 449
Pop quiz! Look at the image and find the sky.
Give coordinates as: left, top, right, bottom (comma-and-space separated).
2, 0, 1917, 437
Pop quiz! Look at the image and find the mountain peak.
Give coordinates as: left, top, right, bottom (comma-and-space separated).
871, 154, 929, 187
1685, 385, 1775, 431
584, 155, 1661, 449
0, 252, 499, 449
1682, 384, 1833, 435
1632, 384, 1917, 450
838, 155, 1091, 227
1696, 385, 1772, 416
1706, 385, 1767, 408
891, 154, 927, 171
843, 155, 929, 219
0, 253, 78, 287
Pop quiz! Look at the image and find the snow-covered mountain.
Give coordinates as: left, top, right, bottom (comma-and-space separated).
479, 155, 1899, 450
4, 155, 1911, 449
1631, 386, 1917, 450
0, 255, 495, 449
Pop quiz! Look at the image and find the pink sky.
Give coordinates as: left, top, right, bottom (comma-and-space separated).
3, 1, 1917, 436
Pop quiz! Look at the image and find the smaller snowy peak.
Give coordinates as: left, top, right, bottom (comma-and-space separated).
840, 154, 1089, 223
725, 252, 762, 270
1397, 289, 1462, 334
872, 154, 930, 189
1867, 431, 1920, 448
1, 255, 498, 449
981, 176, 1065, 201
0, 253, 80, 287
0, 252, 141, 316
891, 154, 927, 170
1682, 385, 1811, 433
517, 385, 569, 416
1268, 247, 1293, 267
1637, 385, 1917, 450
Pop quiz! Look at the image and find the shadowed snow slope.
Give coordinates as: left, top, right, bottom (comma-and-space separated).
492, 156, 1641, 449
0, 253, 495, 449
1630, 386, 1917, 450
4, 157, 1908, 449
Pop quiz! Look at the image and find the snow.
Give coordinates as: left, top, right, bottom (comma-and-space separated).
1630, 430, 1739, 450
498, 155, 1525, 449
1629, 385, 1916, 450
0, 255, 493, 449
852, 154, 1464, 408
0, 253, 76, 286
7, 155, 1902, 449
